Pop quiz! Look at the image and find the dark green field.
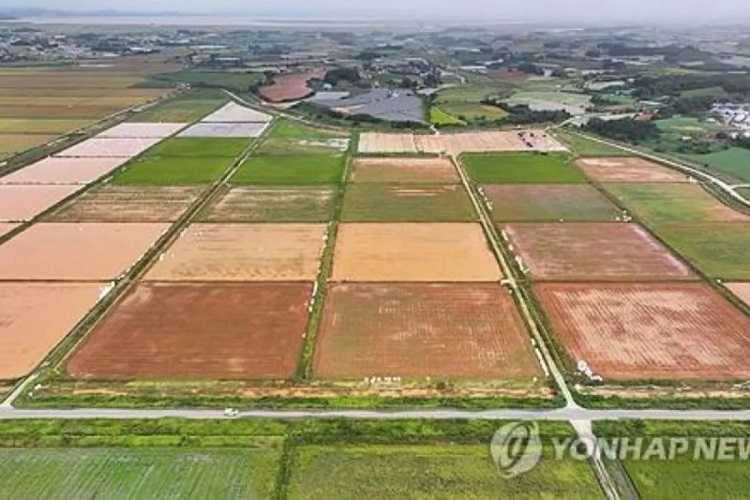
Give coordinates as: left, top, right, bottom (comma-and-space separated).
462, 153, 585, 184
232, 154, 346, 184
146, 137, 250, 158
483, 184, 621, 222
199, 185, 338, 222
341, 184, 476, 222
113, 156, 235, 185
652, 222, 750, 280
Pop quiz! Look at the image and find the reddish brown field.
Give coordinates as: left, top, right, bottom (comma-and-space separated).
0, 222, 169, 280
314, 283, 540, 380
576, 157, 688, 183
67, 282, 311, 379
0, 282, 102, 380
46, 185, 203, 222
536, 282, 750, 380
350, 157, 459, 183
0, 223, 18, 239
502, 223, 694, 281
728, 283, 750, 308
259, 68, 326, 102
332, 223, 501, 282
145, 223, 326, 281
0, 184, 80, 222
0, 157, 127, 185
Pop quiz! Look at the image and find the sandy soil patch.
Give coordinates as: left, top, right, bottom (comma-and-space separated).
351, 157, 459, 183
727, 282, 750, 307
55, 137, 161, 158
576, 157, 689, 183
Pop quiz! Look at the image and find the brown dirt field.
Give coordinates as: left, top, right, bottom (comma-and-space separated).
332, 223, 501, 282
198, 186, 336, 222
0, 223, 18, 239
0, 223, 169, 280
314, 283, 540, 380
96, 122, 187, 139
502, 222, 695, 281
358, 130, 566, 155
0, 282, 102, 380
0, 157, 127, 185
536, 282, 750, 380
350, 157, 459, 183
727, 283, 750, 308
0, 184, 81, 222
67, 282, 311, 380
145, 223, 326, 281
576, 157, 689, 183
46, 185, 203, 223
55, 137, 162, 158
258, 68, 326, 102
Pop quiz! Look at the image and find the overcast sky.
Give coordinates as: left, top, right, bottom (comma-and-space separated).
7, 0, 750, 24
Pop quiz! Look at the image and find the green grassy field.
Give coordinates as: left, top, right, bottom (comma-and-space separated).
341, 184, 476, 222
653, 222, 750, 280
606, 183, 748, 224
462, 153, 585, 183
232, 153, 345, 184
683, 147, 750, 183
150, 70, 265, 93
654, 116, 729, 136
113, 156, 235, 185
259, 119, 348, 156
484, 184, 621, 222
429, 106, 464, 126
133, 94, 227, 123
287, 444, 602, 499
0, 447, 280, 500
555, 129, 628, 157
146, 137, 250, 158
199, 185, 338, 222
439, 102, 508, 121
624, 459, 750, 500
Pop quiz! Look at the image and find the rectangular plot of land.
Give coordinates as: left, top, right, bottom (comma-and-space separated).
146, 223, 326, 281
332, 223, 501, 282
654, 222, 750, 280
484, 184, 621, 222
537, 282, 750, 380
232, 154, 345, 185
342, 184, 476, 222
503, 223, 694, 281
314, 283, 539, 380
606, 183, 750, 224
351, 157, 459, 183
55, 137, 161, 158
358, 133, 417, 154
46, 185, 203, 222
68, 282, 311, 379
576, 157, 688, 183
112, 156, 234, 185
199, 186, 336, 222
463, 153, 584, 184
178, 122, 268, 138
96, 122, 186, 138
0, 223, 169, 280
201, 102, 272, 123
0, 157, 127, 185
728, 283, 750, 307
145, 137, 249, 158
0, 282, 102, 380
0, 184, 81, 222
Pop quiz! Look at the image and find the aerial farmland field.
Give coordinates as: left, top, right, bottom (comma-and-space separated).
576, 157, 689, 183
199, 186, 337, 222
46, 185, 203, 222
0, 157, 127, 185
0, 118, 91, 134
462, 153, 585, 183
55, 137, 162, 158
332, 223, 501, 282
112, 155, 236, 185
0, 447, 280, 500
502, 222, 694, 281
483, 184, 620, 222
536, 282, 750, 381
232, 153, 346, 184
606, 183, 750, 224
145, 137, 250, 158
350, 157, 459, 183
314, 283, 540, 380
0, 133, 57, 159
341, 184, 476, 222
0, 184, 81, 222
727, 282, 750, 307
554, 130, 629, 157
68, 282, 311, 379
145, 223, 327, 281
